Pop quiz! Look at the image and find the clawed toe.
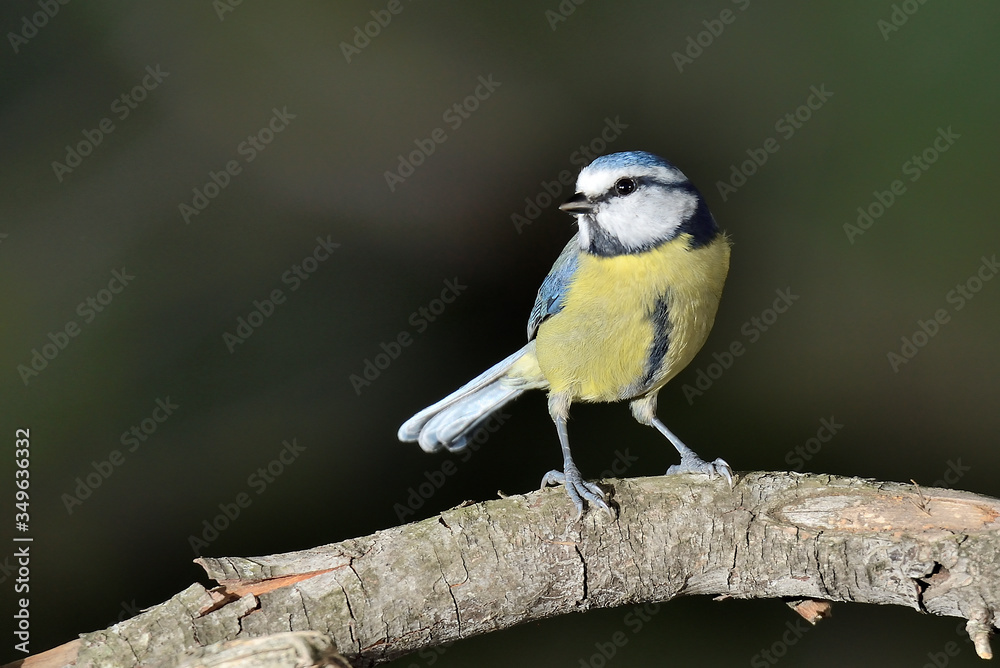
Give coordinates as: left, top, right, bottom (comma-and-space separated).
666, 456, 734, 487
541, 469, 612, 518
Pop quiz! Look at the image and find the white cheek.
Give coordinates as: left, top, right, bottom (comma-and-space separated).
577, 218, 592, 249
597, 189, 696, 249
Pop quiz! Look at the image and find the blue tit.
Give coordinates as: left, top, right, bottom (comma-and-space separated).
398, 151, 731, 516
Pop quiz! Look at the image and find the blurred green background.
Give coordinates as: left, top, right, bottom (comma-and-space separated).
2, 0, 999, 665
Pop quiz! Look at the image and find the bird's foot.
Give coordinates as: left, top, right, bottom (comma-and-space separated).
540, 467, 612, 518
666, 456, 734, 487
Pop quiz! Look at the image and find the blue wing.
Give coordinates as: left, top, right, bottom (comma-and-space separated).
527, 233, 581, 341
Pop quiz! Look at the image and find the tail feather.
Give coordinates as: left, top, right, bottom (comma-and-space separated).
398, 342, 542, 452
421, 383, 522, 451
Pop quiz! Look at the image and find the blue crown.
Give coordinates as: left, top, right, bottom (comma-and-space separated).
587, 151, 677, 171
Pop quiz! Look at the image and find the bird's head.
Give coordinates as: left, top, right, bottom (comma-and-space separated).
560, 151, 719, 256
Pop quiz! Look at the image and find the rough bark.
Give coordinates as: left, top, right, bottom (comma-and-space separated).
12, 472, 1000, 668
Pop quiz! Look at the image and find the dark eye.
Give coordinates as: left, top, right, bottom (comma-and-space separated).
615, 178, 636, 196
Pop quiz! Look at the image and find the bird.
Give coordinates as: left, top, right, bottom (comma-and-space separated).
398, 150, 732, 516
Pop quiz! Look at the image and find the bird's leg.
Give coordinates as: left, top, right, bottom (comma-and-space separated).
653, 418, 733, 485
540, 393, 611, 517
631, 395, 733, 486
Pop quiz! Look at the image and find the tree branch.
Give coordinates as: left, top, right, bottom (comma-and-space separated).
14, 472, 1000, 667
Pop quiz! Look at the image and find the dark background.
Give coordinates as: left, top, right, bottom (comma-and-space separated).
2, 1, 999, 666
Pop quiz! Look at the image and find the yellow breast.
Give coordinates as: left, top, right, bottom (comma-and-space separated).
534, 234, 730, 402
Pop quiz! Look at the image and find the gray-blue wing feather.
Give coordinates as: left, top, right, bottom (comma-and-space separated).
527, 233, 581, 340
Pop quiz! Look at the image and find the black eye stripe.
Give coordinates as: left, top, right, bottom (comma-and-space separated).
596, 176, 691, 203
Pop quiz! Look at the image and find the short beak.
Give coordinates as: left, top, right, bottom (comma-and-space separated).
559, 192, 593, 214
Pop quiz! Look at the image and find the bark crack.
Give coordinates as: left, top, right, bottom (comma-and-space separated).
574, 544, 589, 605
337, 581, 360, 653
812, 531, 828, 595
481, 507, 502, 567
457, 552, 470, 585
915, 562, 949, 613
348, 557, 369, 598
444, 568, 462, 635
298, 587, 313, 632
236, 595, 262, 635
119, 628, 140, 664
